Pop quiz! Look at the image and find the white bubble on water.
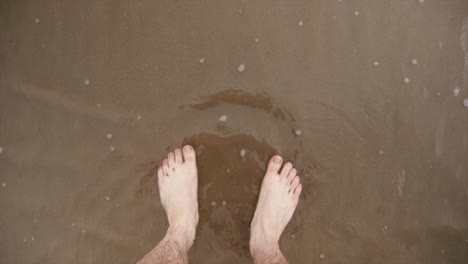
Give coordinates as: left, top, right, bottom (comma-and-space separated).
2, 182, 5, 188
35, 18, 40, 23
463, 99, 468, 107
238, 64, 245, 72
137, 115, 142, 120
0, 147, 3, 154
294, 129, 302, 136
240, 149, 246, 157
411, 58, 418, 65
218, 115, 228, 122
106, 196, 110, 201
453, 87, 460, 97
110, 146, 115, 151
354, 11, 360, 16
320, 253, 325, 259
199, 58, 205, 63
404, 77, 410, 84
106, 134, 113, 140
84, 79, 90, 85
373, 61, 380, 66
298, 20, 303, 26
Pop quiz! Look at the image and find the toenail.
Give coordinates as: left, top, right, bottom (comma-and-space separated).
184, 145, 192, 152
273, 156, 282, 163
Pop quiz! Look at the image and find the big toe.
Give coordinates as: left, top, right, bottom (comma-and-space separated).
267, 155, 283, 174
182, 145, 196, 163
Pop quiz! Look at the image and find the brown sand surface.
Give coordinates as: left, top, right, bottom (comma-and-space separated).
1, 1, 468, 263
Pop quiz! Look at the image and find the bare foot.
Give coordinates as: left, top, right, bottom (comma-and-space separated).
250, 155, 302, 263
157, 145, 199, 250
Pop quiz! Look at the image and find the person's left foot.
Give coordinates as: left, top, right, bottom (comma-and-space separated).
157, 145, 199, 249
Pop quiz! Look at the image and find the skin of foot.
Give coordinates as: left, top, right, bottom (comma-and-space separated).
157, 145, 199, 251
250, 155, 302, 263
137, 145, 199, 264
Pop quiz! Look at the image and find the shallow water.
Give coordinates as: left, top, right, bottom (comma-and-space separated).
1, 0, 468, 263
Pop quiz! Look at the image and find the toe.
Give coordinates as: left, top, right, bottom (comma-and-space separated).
293, 184, 302, 199
157, 166, 166, 182
287, 168, 297, 183
182, 145, 196, 162
290, 176, 300, 192
280, 162, 293, 178
174, 149, 183, 163
157, 166, 164, 177
267, 155, 283, 174
162, 159, 170, 175
168, 152, 175, 167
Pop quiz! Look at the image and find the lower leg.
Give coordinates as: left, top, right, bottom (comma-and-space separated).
250, 155, 302, 264
137, 225, 194, 264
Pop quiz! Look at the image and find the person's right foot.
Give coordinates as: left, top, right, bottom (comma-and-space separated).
250, 155, 302, 251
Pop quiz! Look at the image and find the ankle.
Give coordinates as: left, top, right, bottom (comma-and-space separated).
250, 220, 279, 247
166, 224, 196, 251
250, 229, 279, 255
250, 241, 283, 262
250, 240, 278, 252
167, 204, 199, 229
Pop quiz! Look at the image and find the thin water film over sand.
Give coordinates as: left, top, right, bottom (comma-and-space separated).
1, 0, 468, 263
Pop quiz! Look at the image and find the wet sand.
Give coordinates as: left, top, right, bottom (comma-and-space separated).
1, 0, 468, 263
